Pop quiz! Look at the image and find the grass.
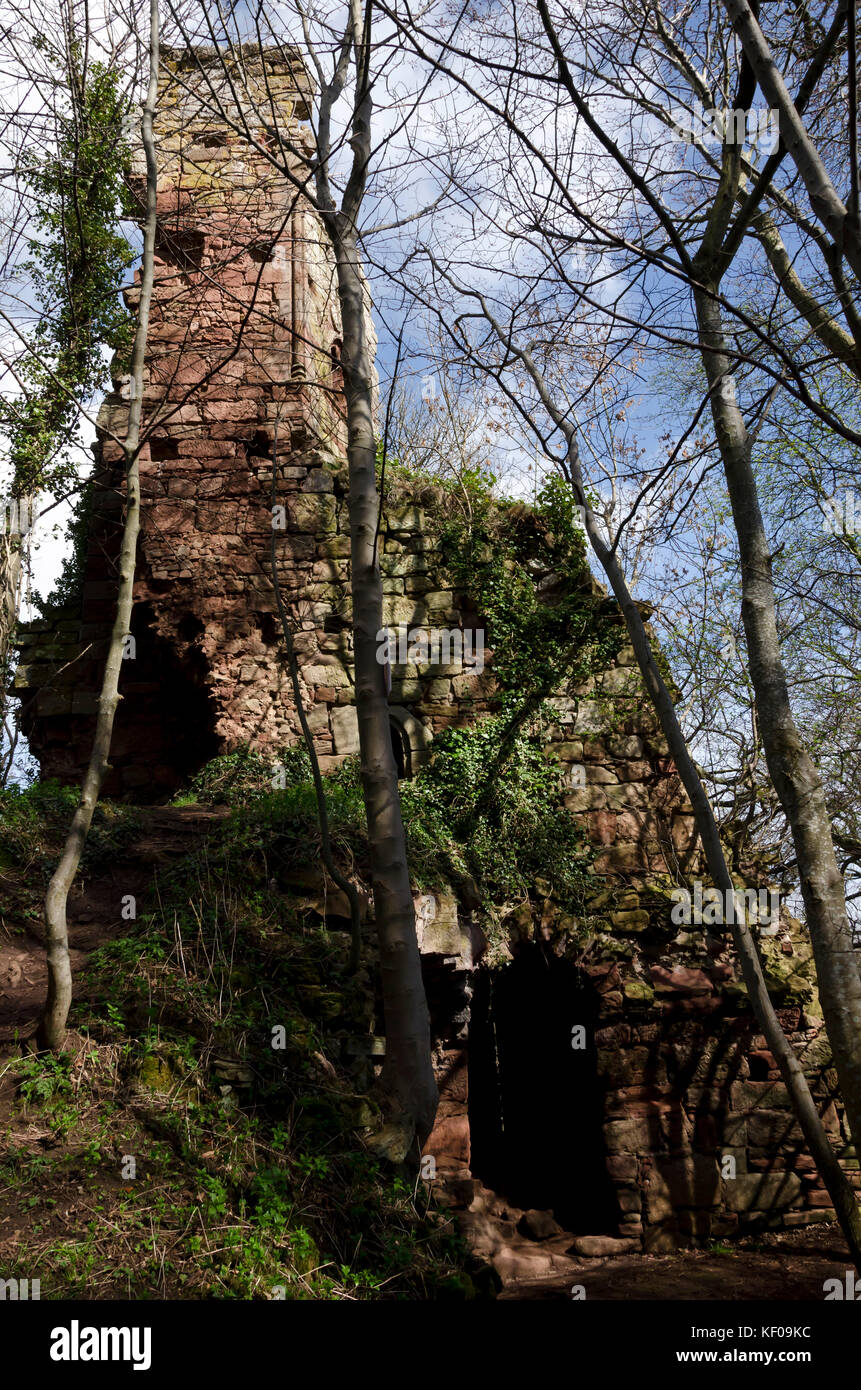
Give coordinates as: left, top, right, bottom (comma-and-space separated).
0, 780, 488, 1301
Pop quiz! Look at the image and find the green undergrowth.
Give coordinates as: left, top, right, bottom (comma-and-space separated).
174, 707, 597, 901
0, 780, 142, 871
0, 713, 595, 1298
0, 1021, 480, 1299
0, 779, 487, 1300
0, 781, 143, 934
436, 474, 621, 698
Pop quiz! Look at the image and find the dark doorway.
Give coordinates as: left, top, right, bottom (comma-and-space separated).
468, 944, 617, 1233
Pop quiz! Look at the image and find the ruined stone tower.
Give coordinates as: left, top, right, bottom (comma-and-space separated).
15, 45, 506, 796
18, 46, 355, 792
14, 48, 854, 1255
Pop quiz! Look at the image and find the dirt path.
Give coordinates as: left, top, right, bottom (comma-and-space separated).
496, 1227, 854, 1299
0, 806, 228, 1043
440, 1179, 854, 1301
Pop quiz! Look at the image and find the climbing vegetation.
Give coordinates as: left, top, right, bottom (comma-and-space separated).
2, 48, 134, 500
437, 473, 620, 699
399, 707, 594, 908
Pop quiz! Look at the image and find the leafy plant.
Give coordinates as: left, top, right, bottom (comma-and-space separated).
4, 52, 133, 506
402, 705, 593, 908
437, 473, 620, 699
14, 1051, 73, 1107
183, 745, 312, 808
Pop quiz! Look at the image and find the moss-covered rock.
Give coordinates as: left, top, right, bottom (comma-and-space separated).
622, 977, 656, 1005
137, 1055, 175, 1093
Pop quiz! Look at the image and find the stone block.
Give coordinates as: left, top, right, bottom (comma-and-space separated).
381, 596, 428, 626
747, 1110, 803, 1146
648, 1156, 721, 1219
570, 1235, 640, 1257
414, 891, 470, 965
603, 1116, 660, 1154
287, 493, 337, 534
723, 1172, 802, 1212
606, 1154, 638, 1182
649, 965, 713, 996
330, 703, 359, 755
730, 1080, 792, 1111
597, 1047, 666, 1088
642, 1225, 679, 1253
607, 735, 645, 758
610, 909, 650, 932
302, 663, 353, 689
380, 552, 429, 577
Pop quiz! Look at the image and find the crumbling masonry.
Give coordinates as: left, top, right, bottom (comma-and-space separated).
14, 47, 856, 1253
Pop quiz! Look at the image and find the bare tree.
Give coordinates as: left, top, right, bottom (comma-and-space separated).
39, 0, 159, 1048
0, 0, 138, 767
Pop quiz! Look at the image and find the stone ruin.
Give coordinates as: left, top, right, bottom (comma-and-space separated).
13, 46, 855, 1254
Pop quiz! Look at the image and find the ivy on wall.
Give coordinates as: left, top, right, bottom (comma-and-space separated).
435, 473, 623, 703
380, 462, 628, 916
9, 50, 135, 625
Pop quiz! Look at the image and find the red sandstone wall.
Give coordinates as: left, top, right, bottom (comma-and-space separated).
14, 48, 847, 1252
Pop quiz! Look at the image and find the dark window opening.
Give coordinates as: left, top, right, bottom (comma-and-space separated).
258, 611, 280, 645
468, 944, 617, 1233
323, 613, 351, 634
177, 612, 205, 642
155, 227, 205, 273
246, 429, 272, 463
149, 439, 180, 463
390, 718, 409, 778
248, 239, 276, 263
747, 1052, 771, 1081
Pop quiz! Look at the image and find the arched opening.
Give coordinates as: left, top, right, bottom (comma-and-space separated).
467, 944, 617, 1233
388, 705, 432, 777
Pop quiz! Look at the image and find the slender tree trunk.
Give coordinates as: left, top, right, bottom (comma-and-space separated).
0, 527, 22, 732
39, 0, 160, 1051
268, 414, 363, 972
329, 224, 437, 1151
720, 0, 861, 279
694, 283, 861, 1182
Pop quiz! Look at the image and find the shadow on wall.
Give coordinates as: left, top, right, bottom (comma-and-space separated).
468, 944, 618, 1234
109, 602, 221, 799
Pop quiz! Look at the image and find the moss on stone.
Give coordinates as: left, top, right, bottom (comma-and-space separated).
137, 1055, 176, 1093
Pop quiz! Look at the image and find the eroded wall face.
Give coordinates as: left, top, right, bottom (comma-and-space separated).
416, 711, 846, 1248
17, 49, 345, 792
15, 51, 510, 796
421, 869, 847, 1251
13, 51, 850, 1250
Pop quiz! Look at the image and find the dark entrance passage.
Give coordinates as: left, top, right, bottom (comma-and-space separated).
468, 945, 617, 1233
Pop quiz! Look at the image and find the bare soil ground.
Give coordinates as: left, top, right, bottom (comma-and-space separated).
495, 1224, 854, 1300
0, 806, 229, 1043
442, 1182, 855, 1301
